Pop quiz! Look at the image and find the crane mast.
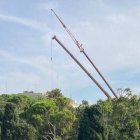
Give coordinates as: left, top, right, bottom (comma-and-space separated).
51, 9, 117, 98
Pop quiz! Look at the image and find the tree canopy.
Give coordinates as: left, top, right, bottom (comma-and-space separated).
0, 88, 140, 140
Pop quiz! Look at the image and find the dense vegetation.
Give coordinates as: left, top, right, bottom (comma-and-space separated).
0, 88, 140, 140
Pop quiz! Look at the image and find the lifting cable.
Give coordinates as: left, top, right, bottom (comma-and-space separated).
51, 9, 117, 98
50, 39, 53, 89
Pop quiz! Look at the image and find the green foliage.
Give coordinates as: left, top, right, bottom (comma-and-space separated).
78, 89, 140, 140
13, 120, 37, 140
0, 102, 37, 140
47, 89, 62, 98
0, 88, 140, 140
106, 95, 140, 140
21, 99, 58, 127
8, 94, 33, 111
1, 103, 17, 140
78, 105, 108, 140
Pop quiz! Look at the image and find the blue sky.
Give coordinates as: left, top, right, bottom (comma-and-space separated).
0, 0, 140, 103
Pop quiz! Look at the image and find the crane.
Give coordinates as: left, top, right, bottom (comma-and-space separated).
52, 35, 111, 98
51, 9, 117, 98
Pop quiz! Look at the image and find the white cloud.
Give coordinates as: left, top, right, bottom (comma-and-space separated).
71, 11, 140, 73
0, 49, 68, 92
133, 86, 140, 95
0, 49, 50, 75
38, 1, 58, 11
0, 71, 48, 94
0, 14, 48, 32
107, 13, 127, 23
0, 0, 140, 101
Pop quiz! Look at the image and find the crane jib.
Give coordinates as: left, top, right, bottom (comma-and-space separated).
51, 9, 117, 98
52, 35, 111, 98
